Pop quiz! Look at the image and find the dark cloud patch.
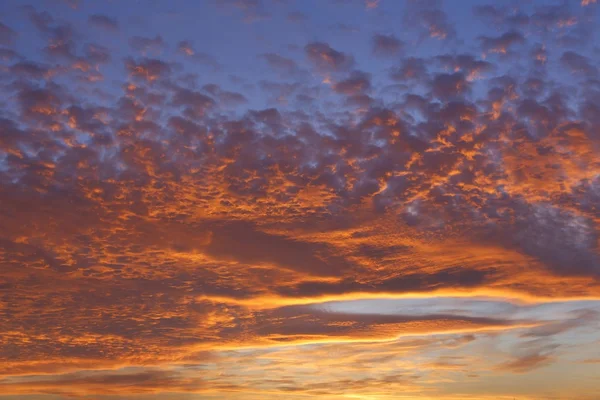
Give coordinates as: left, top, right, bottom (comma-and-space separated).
259, 80, 301, 104
277, 266, 493, 298
177, 40, 195, 56
473, 5, 530, 29
0, 369, 206, 395
88, 14, 119, 31
84, 43, 111, 64
513, 204, 600, 277
203, 221, 356, 277
560, 51, 598, 77
217, 90, 248, 106
17, 86, 64, 118
177, 41, 221, 70
523, 310, 599, 338
0, 47, 20, 61
247, 305, 515, 341
202, 83, 247, 107
129, 35, 166, 54
479, 31, 525, 54
390, 57, 428, 82
25, 7, 76, 59
531, 3, 576, 32
436, 54, 493, 79
496, 352, 554, 373
405, 0, 456, 40
431, 72, 470, 100
333, 70, 371, 96
25, 7, 55, 33
217, 0, 270, 23
125, 57, 172, 81
372, 34, 404, 57
9, 61, 49, 79
305, 42, 354, 72
531, 43, 547, 66
345, 93, 374, 109
495, 341, 559, 373
172, 87, 216, 118
522, 77, 545, 97
0, 21, 17, 46
260, 53, 299, 75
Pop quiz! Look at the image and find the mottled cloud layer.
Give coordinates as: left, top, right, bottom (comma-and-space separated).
1, 0, 600, 399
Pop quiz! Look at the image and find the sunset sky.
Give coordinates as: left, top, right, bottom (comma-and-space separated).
1, 0, 600, 399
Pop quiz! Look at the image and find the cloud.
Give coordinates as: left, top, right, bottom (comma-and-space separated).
125, 57, 172, 81
25, 6, 76, 59
479, 31, 525, 54
2, 3, 600, 399
202, 221, 355, 277
305, 42, 354, 72
88, 14, 119, 31
430, 72, 470, 99
129, 35, 166, 54
17, 86, 64, 118
390, 57, 429, 82
333, 70, 371, 96
436, 54, 493, 80
247, 307, 522, 345
522, 309, 599, 338
260, 53, 299, 75
0, 369, 206, 396
561, 51, 598, 77
495, 352, 555, 373
495, 340, 560, 373
9, 61, 50, 79
177, 41, 221, 70
0, 21, 17, 45
512, 204, 600, 276
171, 87, 216, 118
217, 0, 270, 23
372, 34, 404, 57
405, 0, 457, 40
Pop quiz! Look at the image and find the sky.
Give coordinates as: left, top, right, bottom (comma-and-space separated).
1, 0, 600, 399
